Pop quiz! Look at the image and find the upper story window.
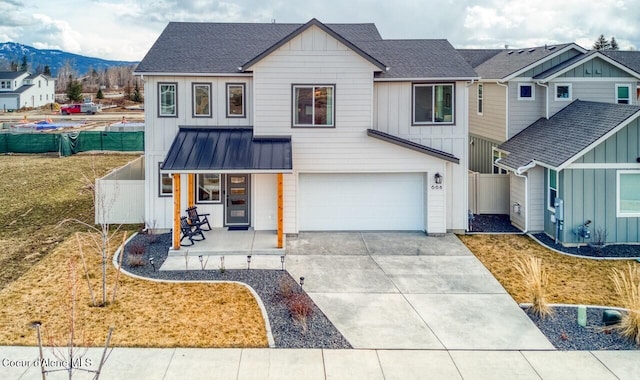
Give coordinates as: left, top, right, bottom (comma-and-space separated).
192, 83, 211, 117
197, 173, 221, 203
548, 169, 558, 211
226, 83, 245, 118
293, 85, 335, 127
555, 83, 572, 101
158, 82, 177, 117
616, 84, 631, 104
518, 83, 534, 100
413, 83, 454, 125
617, 170, 640, 217
477, 84, 483, 115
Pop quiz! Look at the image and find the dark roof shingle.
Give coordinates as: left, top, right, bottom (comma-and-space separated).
473, 43, 576, 79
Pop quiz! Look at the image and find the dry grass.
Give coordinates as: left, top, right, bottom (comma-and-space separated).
0, 232, 268, 348
0, 154, 140, 289
611, 263, 640, 344
514, 255, 552, 318
458, 234, 639, 307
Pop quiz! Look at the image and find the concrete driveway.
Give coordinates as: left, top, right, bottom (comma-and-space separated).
286, 232, 553, 350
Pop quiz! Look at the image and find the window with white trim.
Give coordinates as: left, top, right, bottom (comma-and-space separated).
158, 163, 172, 197
617, 170, 640, 217
158, 82, 177, 117
192, 83, 211, 117
548, 169, 558, 210
477, 83, 483, 115
197, 173, 221, 203
555, 83, 572, 101
226, 83, 245, 117
616, 84, 631, 104
413, 83, 454, 124
517, 83, 534, 100
293, 85, 335, 127
492, 149, 507, 174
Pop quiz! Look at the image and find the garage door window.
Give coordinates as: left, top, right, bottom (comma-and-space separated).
293, 85, 335, 127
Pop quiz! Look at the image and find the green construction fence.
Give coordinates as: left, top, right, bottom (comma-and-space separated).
0, 131, 144, 156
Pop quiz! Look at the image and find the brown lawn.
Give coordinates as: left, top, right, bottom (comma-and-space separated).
458, 234, 639, 307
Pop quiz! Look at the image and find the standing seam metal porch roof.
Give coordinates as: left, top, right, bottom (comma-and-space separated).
161, 128, 292, 172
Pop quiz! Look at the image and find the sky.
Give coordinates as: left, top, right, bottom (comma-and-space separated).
1, 0, 639, 62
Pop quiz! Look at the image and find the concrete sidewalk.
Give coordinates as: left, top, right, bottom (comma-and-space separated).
1, 346, 638, 379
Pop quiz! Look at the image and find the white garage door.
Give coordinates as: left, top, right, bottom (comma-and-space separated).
299, 173, 424, 231
0, 96, 18, 111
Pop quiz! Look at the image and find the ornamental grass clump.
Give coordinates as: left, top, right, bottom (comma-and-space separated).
515, 255, 553, 319
610, 263, 640, 345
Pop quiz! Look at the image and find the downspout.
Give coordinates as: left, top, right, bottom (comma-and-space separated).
536, 81, 549, 119
497, 81, 509, 140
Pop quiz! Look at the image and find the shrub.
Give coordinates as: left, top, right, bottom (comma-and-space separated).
276, 276, 295, 300
610, 263, 640, 345
515, 255, 553, 319
127, 253, 145, 267
287, 293, 314, 332
128, 242, 146, 256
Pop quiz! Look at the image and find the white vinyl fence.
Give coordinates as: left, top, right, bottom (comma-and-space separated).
95, 156, 145, 224
468, 171, 510, 214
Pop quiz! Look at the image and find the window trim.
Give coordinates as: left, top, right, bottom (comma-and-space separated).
548, 169, 558, 212
192, 82, 212, 118
492, 148, 507, 174
291, 84, 336, 128
158, 162, 173, 197
617, 170, 640, 217
196, 173, 223, 204
554, 83, 572, 101
158, 82, 178, 117
411, 83, 455, 125
477, 83, 483, 115
615, 84, 632, 104
226, 83, 246, 118
517, 83, 535, 100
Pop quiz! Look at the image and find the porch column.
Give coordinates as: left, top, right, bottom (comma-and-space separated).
277, 173, 284, 248
187, 173, 195, 208
172, 173, 181, 250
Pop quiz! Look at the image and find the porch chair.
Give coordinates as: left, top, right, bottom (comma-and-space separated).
186, 206, 211, 231
180, 216, 206, 246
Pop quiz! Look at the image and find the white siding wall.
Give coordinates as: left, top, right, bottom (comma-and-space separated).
253, 174, 277, 230
527, 166, 545, 232
510, 173, 526, 230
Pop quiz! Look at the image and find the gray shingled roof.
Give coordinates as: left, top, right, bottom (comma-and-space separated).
601, 50, 640, 74
457, 49, 502, 69
532, 51, 595, 80
498, 100, 640, 171
135, 21, 382, 74
0, 71, 26, 80
473, 43, 575, 79
359, 40, 478, 79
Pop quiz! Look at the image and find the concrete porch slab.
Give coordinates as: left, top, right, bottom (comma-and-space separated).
169, 229, 284, 256
160, 254, 285, 271
309, 293, 444, 349
405, 293, 554, 350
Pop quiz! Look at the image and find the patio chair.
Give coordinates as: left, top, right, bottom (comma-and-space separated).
180, 216, 205, 246
186, 206, 211, 231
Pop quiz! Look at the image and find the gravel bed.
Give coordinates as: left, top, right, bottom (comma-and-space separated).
532, 233, 640, 259
120, 232, 351, 349
468, 214, 522, 233
524, 305, 638, 350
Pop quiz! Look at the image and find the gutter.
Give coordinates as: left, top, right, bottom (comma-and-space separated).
536, 81, 549, 119
497, 81, 509, 140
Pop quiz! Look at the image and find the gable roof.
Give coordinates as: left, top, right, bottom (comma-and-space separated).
242, 18, 387, 71
533, 50, 640, 80
0, 71, 28, 80
601, 50, 640, 74
497, 100, 640, 172
135, 20, 383, 74
359, 40, 478, 79
472, 43, 582, 80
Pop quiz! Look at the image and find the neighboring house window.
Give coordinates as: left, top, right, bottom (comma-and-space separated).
616, 84, 631, 104
226, 83, 245, 117
477, 84, 483, 115
192, 83, 211, 117
412, 83, 454, 124
517, 83, 534, 100
492, 149, 507, 174
293, 84, 335, 127
158, 82, 177, 117
548, 169, 558, 211
38, 80, 41, 88
158, 163, 173, 197
617, 170, 640, 217
197, 173, 222, 203
555, 83, 572, 101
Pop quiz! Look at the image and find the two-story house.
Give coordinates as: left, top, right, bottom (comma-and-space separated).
460, 45, 640, 245
0, 71, 56, 111
134, 19, 478, 250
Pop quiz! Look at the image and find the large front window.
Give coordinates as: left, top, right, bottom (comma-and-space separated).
413, 84, 454, 125
618, 171, 640, 217
197, 174, 221, 203
159, 83, 177, 117
293, 85, 334, 127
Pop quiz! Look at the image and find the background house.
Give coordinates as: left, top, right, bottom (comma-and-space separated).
0, 71, 55, 111
135, 19, 478, 249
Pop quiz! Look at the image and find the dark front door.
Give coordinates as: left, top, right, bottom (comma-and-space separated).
226, 174, 250, 225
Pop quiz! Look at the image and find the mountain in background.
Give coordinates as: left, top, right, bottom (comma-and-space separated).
0, 42, 138, 76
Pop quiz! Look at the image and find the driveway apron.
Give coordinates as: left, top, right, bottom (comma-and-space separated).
285, 232, 553, 350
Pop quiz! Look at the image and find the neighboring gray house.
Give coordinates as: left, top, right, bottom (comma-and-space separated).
0, 71, 55, 111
